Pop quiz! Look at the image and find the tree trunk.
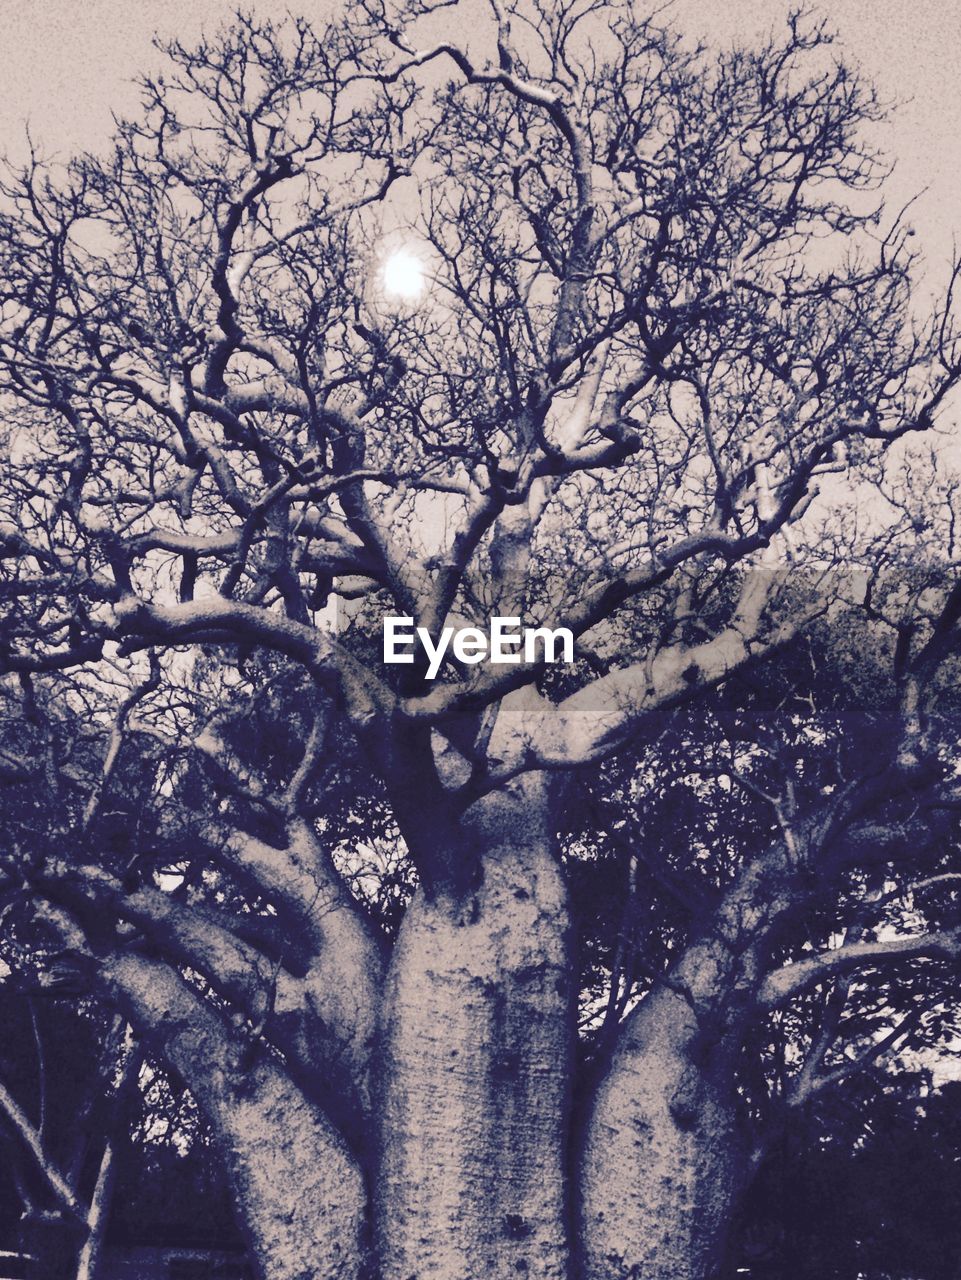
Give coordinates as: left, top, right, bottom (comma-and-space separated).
578, 979, 747, 1280
104, 953, 369, 1280
578, 850, 792, 1280
374, 778, 574, 1280
97, 821, 804, 1280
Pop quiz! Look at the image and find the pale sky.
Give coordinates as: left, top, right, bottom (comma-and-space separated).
0, 0, 957, 296
0, 0, 957, 268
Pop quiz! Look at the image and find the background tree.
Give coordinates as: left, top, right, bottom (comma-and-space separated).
727, 1072, 961, 1280
0, 3, 960, 1280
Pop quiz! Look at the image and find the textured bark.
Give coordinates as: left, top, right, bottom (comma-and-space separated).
103, 953, 369, 1280
374, 778, 574, 1280
579, 980, 746, 1280
277, 820, 386, 1147
66, 855, 381, 1151
49, 824, 385, 1157
579, 849, 794, 1280
72, 822, 811, 1280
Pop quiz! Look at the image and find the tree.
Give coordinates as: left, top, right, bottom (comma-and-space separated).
0, 3, 960, 1278
0, 976, 140, 1278
730, 1072, 961, 1279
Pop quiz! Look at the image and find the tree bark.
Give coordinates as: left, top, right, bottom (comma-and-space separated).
578, 978, 747, 1280
374, 777, 574, 1280
577, 845, 799, 1280
103, 953, 369, 1280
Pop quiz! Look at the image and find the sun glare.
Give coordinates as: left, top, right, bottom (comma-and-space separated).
382, 249, 426, 301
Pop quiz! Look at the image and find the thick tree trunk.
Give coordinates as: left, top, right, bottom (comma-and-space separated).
578, 850, 792, 1280
95, 820, 804, 1280
578, 980, 747, 1280
104, 954, 369, 1280
374, 778, 574, 1280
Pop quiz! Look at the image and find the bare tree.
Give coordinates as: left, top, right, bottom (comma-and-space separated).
0, 4, 960, 1279
0, 976, 142, 1280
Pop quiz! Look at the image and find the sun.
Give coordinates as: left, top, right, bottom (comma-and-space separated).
382, 249, 426, 301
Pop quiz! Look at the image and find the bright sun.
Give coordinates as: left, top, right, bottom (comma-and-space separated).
382, 249, 426, 301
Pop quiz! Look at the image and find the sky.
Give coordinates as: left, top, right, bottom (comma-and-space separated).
1, 0, 956, 483
0, 0, 957, 263
0, 0, 958, 282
